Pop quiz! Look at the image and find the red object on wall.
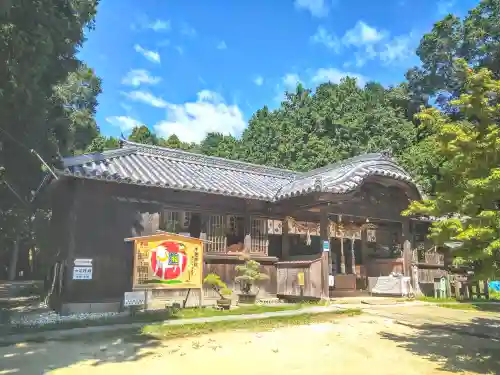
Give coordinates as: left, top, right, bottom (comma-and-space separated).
150, 241, 187, 280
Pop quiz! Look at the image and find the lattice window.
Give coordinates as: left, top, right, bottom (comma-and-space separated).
182, 211, 191, 229
227, 215, 239, 236
206, 214, 227, 253
160, 210, 180, 232
160, 210, 192, 233
250, 217, 268, 254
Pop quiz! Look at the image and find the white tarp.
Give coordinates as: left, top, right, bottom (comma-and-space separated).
369, 276, 411, 296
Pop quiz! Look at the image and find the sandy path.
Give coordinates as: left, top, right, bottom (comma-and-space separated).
2, 313, 499, 375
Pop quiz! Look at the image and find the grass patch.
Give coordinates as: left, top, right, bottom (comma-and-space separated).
6, 308, 361, 345
5, 302, 326, 335
416, 295, 500, 312
142, 308, 362, 340
436, 303, 500, 312
416, 296, 458, 303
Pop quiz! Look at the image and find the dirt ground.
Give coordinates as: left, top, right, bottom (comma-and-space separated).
1, 305, 500, 375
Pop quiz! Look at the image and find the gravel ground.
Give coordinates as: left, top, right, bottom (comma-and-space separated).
2, 311, 499, 375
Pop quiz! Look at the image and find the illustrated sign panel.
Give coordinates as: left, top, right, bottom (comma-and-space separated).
73, 266, 93, 280
132, 233, 203, 289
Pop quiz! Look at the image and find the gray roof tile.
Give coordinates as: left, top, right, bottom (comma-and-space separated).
60, 142, 420, 201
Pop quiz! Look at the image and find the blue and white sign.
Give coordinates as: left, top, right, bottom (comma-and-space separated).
322, 240, 330, 252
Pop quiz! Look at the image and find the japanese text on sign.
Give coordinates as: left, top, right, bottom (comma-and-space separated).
73, 266, 93, 280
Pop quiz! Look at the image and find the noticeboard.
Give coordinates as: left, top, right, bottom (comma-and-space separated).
128, 233, 204, 289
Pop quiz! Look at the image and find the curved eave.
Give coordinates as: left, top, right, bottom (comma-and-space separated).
274, 164, 422, 202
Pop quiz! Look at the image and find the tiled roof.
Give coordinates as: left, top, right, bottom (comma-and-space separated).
59, 141, 420, 201
275, 152, 417, 200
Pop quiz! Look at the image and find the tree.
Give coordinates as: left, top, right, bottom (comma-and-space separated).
403, 60, 500, 278
407, 0, 500, 110
199, 132, 241, 158
0, 0, 99, 278
239, 79, 416, 171
128, 126, 158, 145
86, 135, 120, 153
50, 64, 102, 156
158, 134, 196, 152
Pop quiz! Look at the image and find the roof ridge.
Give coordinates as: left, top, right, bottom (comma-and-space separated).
62, 147, 137, 168
122, 140, 299, 179
299, 152, 394, 179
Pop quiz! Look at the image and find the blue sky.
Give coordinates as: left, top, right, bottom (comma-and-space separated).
79, 0, 478, 143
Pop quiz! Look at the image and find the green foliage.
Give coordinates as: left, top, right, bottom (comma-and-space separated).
407, 0, 500, 109
203, 273, 232, 298
128, 126, 158, 145
0, 0, 100, 271
403, 60, 500, 278
238, 79, 416, 171
85, 135, 120, 153
235, 257, 269, 295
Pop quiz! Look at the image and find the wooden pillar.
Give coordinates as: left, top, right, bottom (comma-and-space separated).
360, 227, 368, 265
350, 236, 356, 275
243, 209, 252, 253
402, 220, 412, 277
340, 238, 346, 274
281, 217, 290, 259
320, 209, 330, 299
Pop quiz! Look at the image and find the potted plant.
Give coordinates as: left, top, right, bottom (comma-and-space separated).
235, 255, 269, 304
203, 273, 232, 310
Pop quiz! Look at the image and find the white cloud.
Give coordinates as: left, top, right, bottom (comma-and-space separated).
342, 21, 386, 47
311, 68, 366, 87
154, 90, 246, 143
181, 23, 197, 37
175, 46, 184, 55
122, 91, 168, 108
379, 34, 415, 65
437, 0, 455, 15
106, 116, 144, 131
283, 73, 302, 90
147, 19, 171, 31
254, 76, 264, 86
311, 21, 416, 67
310, 26, 341, 53
294, 0, 330, 17
217, 41, 227, 50
121, 69, 161, 87
134, 44, 161, 63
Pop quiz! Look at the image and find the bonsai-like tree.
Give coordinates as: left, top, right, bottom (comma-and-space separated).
235, 255, 269, 295
203, 273, 232, 300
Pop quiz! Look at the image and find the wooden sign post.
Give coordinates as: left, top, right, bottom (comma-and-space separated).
125, 232, 205, 308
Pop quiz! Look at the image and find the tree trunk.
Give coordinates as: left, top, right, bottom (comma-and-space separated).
8, 234, 20, 281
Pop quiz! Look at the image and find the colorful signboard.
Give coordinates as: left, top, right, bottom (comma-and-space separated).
130, 233, 203, 289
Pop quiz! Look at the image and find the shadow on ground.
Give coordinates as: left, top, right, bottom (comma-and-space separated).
381, 316, 500, 374
0, 329, 163, 374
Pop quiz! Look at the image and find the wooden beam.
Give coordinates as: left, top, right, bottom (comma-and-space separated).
320, 209, 330, 299
281, 216, 290, 259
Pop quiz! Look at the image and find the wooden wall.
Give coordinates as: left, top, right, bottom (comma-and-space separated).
54, 179, 278, 308
277, 261, 322, 299
364, 258, 404, 277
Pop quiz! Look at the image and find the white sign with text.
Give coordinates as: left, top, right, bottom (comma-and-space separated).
73, 266, 93, 280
